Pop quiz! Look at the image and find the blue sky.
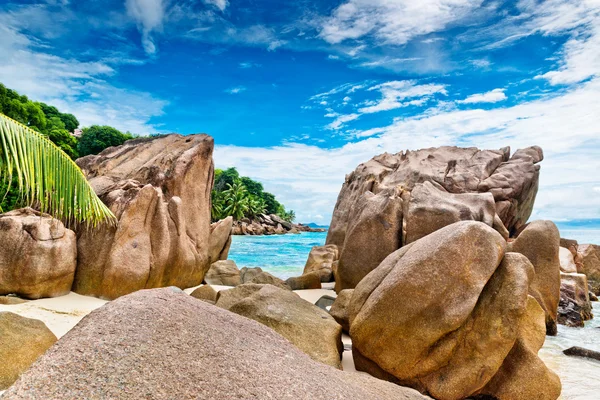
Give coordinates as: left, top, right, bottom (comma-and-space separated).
1, 0, 599, 230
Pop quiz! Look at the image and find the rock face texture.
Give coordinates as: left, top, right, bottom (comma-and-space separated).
558, 272, 593, 327
204, 260, 241, 286
0, 312, 57, 390
73, 135, 214, 300
578, 244, 600, 293
348, 221, 560, 400
286, 271, 322, 290
508, 220, 561, 335
559, 247, 578, 273
208, 216, 233, 264
477, 296, 562, 400
0, 208, 77, 299
335, 189, 403, 291
329, 289, 353, 333
326, 146, 541, 291
1, 288, 429, 400
218, 284, 342, 368
303, 244, 338, 282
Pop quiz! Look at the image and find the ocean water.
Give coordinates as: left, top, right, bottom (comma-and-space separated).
228, 231, 327, 279
227, 228, 599, 279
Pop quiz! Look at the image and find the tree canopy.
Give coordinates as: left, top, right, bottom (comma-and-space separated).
212, 167, 294, 223
0, 83, 80, 158
77, 125, 133, 157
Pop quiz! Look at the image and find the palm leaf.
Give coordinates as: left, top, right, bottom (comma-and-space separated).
0, 113, 115, 227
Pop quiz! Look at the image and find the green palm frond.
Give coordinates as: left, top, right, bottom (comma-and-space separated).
0, 113, 115, 227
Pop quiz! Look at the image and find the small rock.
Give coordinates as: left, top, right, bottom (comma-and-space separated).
190, 285, 218, 303
286, 272, 322, 290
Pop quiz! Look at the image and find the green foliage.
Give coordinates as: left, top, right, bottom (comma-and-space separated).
222, 180, 249, 221
0, 113, 115, 226
211, 167, 294, 223
77, 125, 133, 157
0, 83, 81, 159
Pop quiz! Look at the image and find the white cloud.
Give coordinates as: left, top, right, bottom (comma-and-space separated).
359, 80, 447, 113
225, 86, 246, 94
326, 113, 360, 130
239, 62, 261, 69
319, 0, 483, 45
203, 0, 228, 12
457, 88, 507, 104
126, 0, 168, 54
0, 7, 167, 134
215, 78, 600, 224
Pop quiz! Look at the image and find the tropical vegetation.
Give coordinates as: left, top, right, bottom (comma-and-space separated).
0, 113, 115, 226
0, 83, 132, 214
212, 167, 295, 223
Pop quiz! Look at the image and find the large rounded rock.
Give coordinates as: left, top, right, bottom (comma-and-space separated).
508, 220, 561, 335
335, 190, 403, 291
327, 145, 542, 252
0, 288, 429, 400
477, 296, 562, 400
204, 260, 241, 286
0, 208, 76, 299
403, 181, 498, 244
0, 312, 57, 389
219, 284, 343, 369
349, 222, 541, 399
74, 134, 214, 300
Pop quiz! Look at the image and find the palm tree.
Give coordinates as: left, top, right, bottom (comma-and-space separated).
211, 189, 226, 221
223, 180, 249, 220
0, 113, 115, 226
247, 196, 267, 219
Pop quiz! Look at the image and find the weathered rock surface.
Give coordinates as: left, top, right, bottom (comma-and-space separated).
578, 244, 600, 294
327, 146, 541, 253
508, 220, 561, 335
325, 145, 541, 291
303, 244, 338, 282
558, 272, 593, 327
335, 189, 403, 292
348, 221, 558, 400
241, 268, 290, 290
286, 271, 322, 290
2, 288, 429, 400
189, 285, 218, 303
0, 312, 57, 390
219, 284, 343, 368
74, 134, 214, 300
403, 181, 498, 244
477, 296, 562, 400
559, 247, 578, 273
0, 208, 76, 299
329, 289, 353, 333
208, 216, 233, 263
204, 260, 241, 286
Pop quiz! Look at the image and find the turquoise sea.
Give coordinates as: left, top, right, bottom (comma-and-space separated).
228, 231, 327, 279
228, 226, 600, 279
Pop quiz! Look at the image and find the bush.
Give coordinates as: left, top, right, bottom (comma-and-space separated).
77, 125, 133, 157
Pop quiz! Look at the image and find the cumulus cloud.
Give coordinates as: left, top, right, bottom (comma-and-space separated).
457, 88, 507, 104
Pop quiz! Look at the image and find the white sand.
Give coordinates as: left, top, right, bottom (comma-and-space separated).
0, 293, 107, 338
